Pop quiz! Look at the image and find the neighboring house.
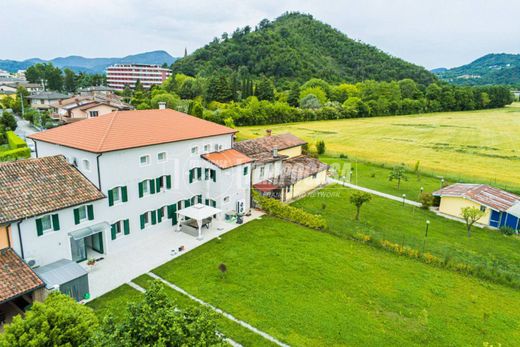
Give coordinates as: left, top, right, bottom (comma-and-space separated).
234, 132, 328, 201
433, 183, 520, 230
77, 86, 116, 97
0, 82, 43, 94
0, 248, 46, 327
27, 92, 70, 112
0, 155, 105, 267
50, 95, 133, 123
27, 108, 251, 261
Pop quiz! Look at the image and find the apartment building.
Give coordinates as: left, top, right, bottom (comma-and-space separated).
106, 64, 172, 90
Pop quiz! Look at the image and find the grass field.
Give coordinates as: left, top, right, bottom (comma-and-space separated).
293, 184, 520, 286
144, 217, 520, 346
321, 156, 453, 200
238, 103, 520, 188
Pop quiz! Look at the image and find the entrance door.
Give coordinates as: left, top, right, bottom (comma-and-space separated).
90, 232, 104, 253
70, 238, 87, 262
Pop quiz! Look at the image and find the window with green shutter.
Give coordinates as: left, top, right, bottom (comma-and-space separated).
210, 169, 216, 182
87, 205, 94, 220
140, 214, 146, 229
166, 175, 172, 189
156, 177, 162, 193
121, 186, 128, 202
108, 188, 114, 206
189, 169, 194, 183
196, 167, 202, 180
111, 224, 117, 240
197, 194, 202, 204
138, 181, 144, 198
204, 168, 210, 180
244, 166, 248, 176
151, 210, 157, 225
149, 179, 156, 194
52, 214, 60, 231
123, 219, 130, 235
157, 208, 164, 223
36, 214, 57, 236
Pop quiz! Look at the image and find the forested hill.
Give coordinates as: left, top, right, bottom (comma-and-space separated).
172, 12, 436, 86
435, 53, 520, 87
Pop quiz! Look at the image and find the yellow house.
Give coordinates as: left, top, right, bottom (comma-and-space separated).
433, 183, 520, 230
234, 132, 328, 202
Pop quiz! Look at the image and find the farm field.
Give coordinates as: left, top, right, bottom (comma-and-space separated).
141, 217, 520, 346
293, 184, 520, 287
238, 103, 520, 188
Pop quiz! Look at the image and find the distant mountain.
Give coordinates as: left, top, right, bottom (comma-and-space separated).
173, 12, 436, 85
434, 53, 520, 86
0, 50, 177, 74
430, 67, 447, 73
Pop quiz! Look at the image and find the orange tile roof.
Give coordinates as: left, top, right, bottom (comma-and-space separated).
0, 248, 44, 304
29, 109, 237, 153
201, 149, 253, 169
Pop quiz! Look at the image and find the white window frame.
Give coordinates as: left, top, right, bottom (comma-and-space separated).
156, 176, 167, 192
204, 144, 210, 152
112, 186, 122, 204
82, 159, 91, 172
89, 110, 99, 117
157, 151, 167, 162
142, 179, 150, 196
40, 215, 54, 234
259, 166, 265, 178
191, 146, 198, 154
143, 212, 150, 228
114, 220, 124, 238
139, 155, 150, 166
77, 205, 88, 224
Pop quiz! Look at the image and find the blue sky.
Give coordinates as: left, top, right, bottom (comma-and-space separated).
2, 0, 519, 69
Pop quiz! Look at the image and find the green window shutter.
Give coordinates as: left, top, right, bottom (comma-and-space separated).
87, 205, 94, 220
108, 189, 114, 206
211, 200, 216, 208
156, 177, 162, 192
244, 167, 248, 175
140, 214, 145, 229
205, 199, 209, 206
197, 194, 202, 204
138, 181, 144, 198
205, 168, 209, 180
36, 218, 43, 236
111, 224, 117, 240
150, 179, 156, 194
166, 175, 172, 189
123, 219, 130, 235
184, 199, 191, 208
172, 212, 178, 225
189, 169, 194, 183
151, 210, 157, 225
52, 214, 60, 231
121, 186, 128, 202
211, 169, 216, 182
197, 167, 202, 180
73, 208, 80, 225
157, 208, 163, 223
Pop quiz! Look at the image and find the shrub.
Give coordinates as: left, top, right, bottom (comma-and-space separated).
6, 131, 27, 149
0, 147, 30, 161
419, 192, 434, 209
316, 140, 326, 155
253, 191, 327, 230
499, 226, 516, 236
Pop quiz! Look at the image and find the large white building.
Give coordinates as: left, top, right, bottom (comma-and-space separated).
13, 108, 252, 266
106, 64, 172, 90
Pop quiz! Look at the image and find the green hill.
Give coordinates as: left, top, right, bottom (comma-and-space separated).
172, 12, 436, 86
435, 53, 520, 86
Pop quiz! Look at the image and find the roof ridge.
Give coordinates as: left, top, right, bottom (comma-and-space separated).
97, 110, 119, 152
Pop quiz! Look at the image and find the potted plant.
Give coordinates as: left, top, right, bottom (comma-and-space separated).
87, 258, 96, 271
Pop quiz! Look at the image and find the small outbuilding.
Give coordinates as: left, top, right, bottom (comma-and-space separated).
34, 259, 89, 302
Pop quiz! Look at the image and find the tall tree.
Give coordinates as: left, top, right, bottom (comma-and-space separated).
461, 206, 485, 238
206, 75, 233, 102
63, 68, 76, 92
388, 165, 408, 190
350, 192, 372, 220
255, 76, 275, 101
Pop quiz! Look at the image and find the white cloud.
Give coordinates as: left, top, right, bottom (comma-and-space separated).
1, 0, 519, 68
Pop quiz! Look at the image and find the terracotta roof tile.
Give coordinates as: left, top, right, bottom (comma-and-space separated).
234, 133, 306, 158
433, 183, 520, 211
29, 109, 236, 153
201, 149, 252, 169
0, 155, 105, 224
0, 248, 44, 303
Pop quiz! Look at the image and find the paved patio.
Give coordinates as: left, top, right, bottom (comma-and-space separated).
83, 209, 263, 299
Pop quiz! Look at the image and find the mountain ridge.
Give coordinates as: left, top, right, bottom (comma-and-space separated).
434, 53, 520, 86
0, 50, 177, 74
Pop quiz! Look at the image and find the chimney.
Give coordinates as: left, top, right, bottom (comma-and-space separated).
266, 129, 272, 137
272, 146, 278, 158
158, 102, 166, 110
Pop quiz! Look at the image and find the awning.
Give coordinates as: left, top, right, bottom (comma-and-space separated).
69, 222, 109, 240
253, 181, 279, 192
506, 202, 520, 219
177, 204, 221, 221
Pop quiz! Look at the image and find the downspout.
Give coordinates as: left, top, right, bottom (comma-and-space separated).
34, 141, 38, 158
96, 153, 103, 190
17, 220, 24, 259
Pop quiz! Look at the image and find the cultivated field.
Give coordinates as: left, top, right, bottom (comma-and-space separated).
238, 103, 520, 188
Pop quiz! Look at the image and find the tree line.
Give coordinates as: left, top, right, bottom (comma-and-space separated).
25, 63, 106, 92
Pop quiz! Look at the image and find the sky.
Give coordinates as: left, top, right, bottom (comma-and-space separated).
2, 0, 520, 69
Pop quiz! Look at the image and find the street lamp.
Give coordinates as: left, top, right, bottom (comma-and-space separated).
349, 170, 353, 183
420, 187, 424, 194
402, 194, 406, 206
425, 220, 430, 237
440, 178, 445, 189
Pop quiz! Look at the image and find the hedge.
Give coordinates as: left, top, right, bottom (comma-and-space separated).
253, 191, 328, 230
6, 131, 27, 149
0, 147, 30, 161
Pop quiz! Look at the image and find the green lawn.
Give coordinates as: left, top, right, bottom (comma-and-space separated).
238, 103, 520, 188
150, 217, 520, 346
321, 156, 452, 200
293, 185, 520, 286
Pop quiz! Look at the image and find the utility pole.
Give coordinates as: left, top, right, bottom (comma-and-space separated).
19, 92, 25, 117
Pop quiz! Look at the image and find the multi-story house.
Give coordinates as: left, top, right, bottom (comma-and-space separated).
234, 132, 328, 202
50, 94, 133, 123
26, 91, 70, 112
106, 64, 172, 90
27, 108, 252, 264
